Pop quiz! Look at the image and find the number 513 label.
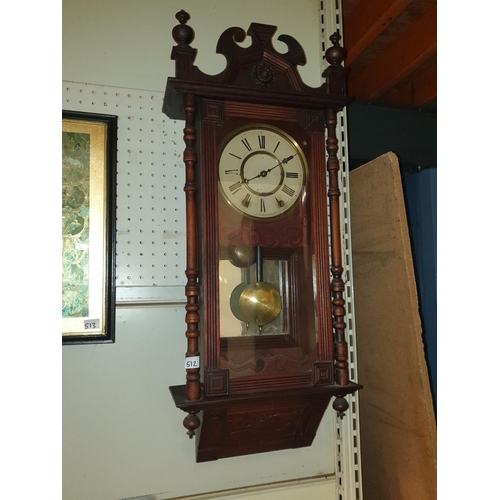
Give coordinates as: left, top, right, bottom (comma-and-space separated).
83, 319, 100, 330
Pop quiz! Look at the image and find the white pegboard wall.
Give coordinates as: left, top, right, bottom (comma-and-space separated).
63, 81, 186, 303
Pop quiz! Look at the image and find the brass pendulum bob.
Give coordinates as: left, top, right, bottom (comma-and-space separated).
238, 246, 282, 333
230, 281, 250, 329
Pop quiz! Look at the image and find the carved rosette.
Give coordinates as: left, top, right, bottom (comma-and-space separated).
251, 62, 275, 86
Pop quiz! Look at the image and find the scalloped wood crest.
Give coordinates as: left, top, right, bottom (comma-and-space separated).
166, 9, 349, 115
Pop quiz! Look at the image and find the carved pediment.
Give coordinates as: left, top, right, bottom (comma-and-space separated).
166, 10, 349, 113
213, 23, 307, 91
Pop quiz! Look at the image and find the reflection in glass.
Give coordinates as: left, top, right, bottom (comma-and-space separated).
220, 257, 289, 337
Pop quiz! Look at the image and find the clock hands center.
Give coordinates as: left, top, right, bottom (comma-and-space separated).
243, 154, 296, 184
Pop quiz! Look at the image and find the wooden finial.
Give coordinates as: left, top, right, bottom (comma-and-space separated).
322, 31, 348, 95
175, 9, 190, 24
172, 10, 194, 46
183, 410, 200, 438
333, 396, 349, 418
325, 31, 346, 67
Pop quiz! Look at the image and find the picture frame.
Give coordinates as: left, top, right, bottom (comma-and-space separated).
62, 110, 117, 344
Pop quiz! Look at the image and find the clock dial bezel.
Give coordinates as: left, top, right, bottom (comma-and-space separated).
217, 124, 309, 220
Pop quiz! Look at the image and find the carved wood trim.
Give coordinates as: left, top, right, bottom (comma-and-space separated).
229, 372, 313, 394
223, 101, 304, 122
313, 361, 334, 385
200, 119, 220, 372
204, 369, 230, 397
309, 130, 334, 362
163, 14, 351, 121
201, 99, 224, 122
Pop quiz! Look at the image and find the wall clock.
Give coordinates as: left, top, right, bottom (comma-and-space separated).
163, 10, 361, 462
217, 124, 307, 219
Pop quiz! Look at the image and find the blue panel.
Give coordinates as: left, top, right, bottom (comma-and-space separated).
347, 103, 437, 170
401, 169, 437, 412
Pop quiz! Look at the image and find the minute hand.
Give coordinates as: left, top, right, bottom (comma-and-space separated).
268, 154, 296, 172
244, 154, 297, 183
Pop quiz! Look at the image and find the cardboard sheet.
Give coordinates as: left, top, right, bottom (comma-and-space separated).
349, 153, 436, 499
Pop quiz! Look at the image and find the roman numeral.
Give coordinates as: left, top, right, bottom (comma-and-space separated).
229, 153, 242, 160
273, 141, 280, 153
229, 181, 242, 194
242, 193, 252, 207
282, 185, 295, 197
241, 138, 252, 151
260, 198, 266, 213
258, 135, 266, 149
286, 172, 299, 178
225, 169, 239, 174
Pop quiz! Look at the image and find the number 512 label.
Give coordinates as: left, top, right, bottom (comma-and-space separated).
185, 356, 200, 369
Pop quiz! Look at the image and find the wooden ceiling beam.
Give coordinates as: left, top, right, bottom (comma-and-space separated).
344, 0, 414, 66
348, 4, 437, 103
411, 64, 437, 107
380, 63, 437, 107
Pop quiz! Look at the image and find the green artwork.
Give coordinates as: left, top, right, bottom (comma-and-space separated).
62, 131, 91, 318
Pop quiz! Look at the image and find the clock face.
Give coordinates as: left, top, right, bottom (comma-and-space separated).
218, 125, 308, 219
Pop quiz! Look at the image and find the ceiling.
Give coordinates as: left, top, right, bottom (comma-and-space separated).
341, 0, 437, 109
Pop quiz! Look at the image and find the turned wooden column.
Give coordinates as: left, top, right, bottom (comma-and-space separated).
182, 92, 201, 402
171, 11, 201, 437
325, 108, 349, 387
323, 31, 350, 390
180, 92, 201, 437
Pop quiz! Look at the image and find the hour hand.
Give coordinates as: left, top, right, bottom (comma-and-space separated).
244, 173, 261, 183
244, 171, 267, 183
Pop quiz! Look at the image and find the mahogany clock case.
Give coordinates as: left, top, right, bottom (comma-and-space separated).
164, 11, 361, 461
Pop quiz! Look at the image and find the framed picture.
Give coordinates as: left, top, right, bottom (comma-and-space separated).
62, 111, 117, 344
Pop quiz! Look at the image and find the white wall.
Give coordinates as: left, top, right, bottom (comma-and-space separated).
62, 1, 351, 499
62, 0, 324, 92
62, 305, 338, 499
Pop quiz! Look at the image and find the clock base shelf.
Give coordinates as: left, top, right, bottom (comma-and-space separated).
170, 382, 362, 462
